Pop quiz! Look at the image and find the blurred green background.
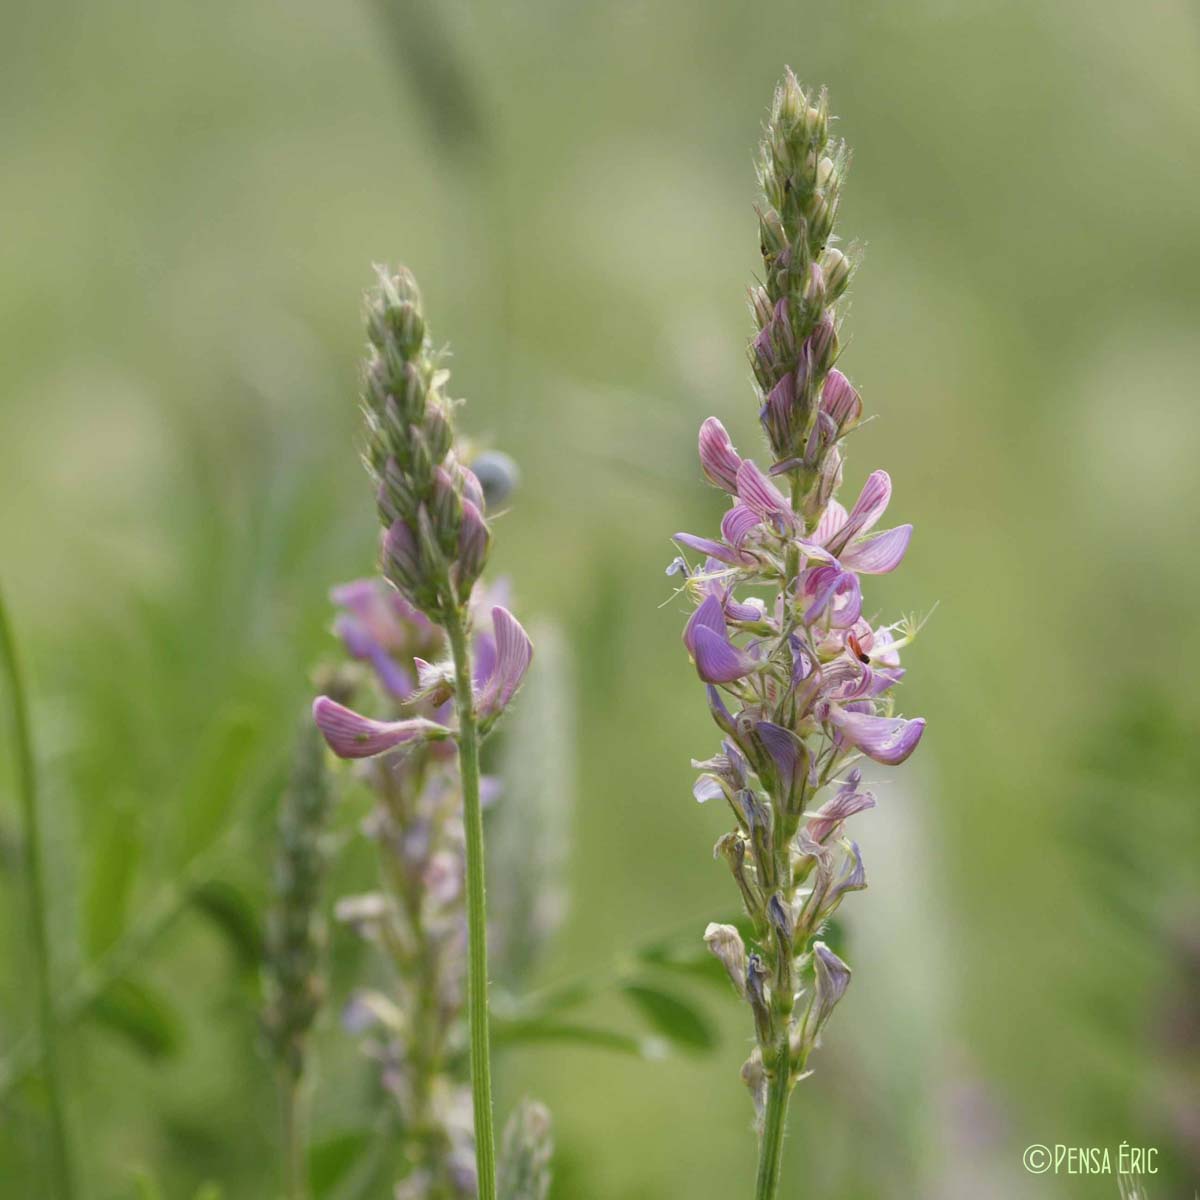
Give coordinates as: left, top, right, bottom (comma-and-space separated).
2, 0, 1198, 1196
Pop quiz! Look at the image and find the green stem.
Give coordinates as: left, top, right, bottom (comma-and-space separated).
443, 604, 497, 1200
0, 586, 75, 1200
753, 1054, 792, 1200
280, 1068, 308, 1200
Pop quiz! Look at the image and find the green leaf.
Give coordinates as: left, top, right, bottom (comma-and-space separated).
190, 878, 262, 971
492, 1014, 664, 1059
87, 978, 183, 1059
636, 939, 733, 988
622, 982, 717, 1053
176, 708, 261, 863
192, 1186, 223, 1200
84, 806, 142, 959
309, 1129, 373, 1198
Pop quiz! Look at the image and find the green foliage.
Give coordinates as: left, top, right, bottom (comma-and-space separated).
87, 978, 184, 1060
620, 983, 716, 1053
308, 1130, 373, 1198
189, 879, 263, 973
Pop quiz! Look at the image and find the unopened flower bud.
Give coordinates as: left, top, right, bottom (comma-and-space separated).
803, 262, 826, 309
759, 208, 788, 260
454, 499, 490, 601
821, 247, 852, 299
430, 467, 463, 558
745, 953, 774, 1046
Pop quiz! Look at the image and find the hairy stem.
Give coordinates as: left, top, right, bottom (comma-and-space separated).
0, 586, 75, 1200
753, 1057, 791, 1200
443, 604, 497, 1200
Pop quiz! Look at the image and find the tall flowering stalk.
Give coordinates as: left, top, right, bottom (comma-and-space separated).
313, 268, 532, 1200
671, 72, 926, 1199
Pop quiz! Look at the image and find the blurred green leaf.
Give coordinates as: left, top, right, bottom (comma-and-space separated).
493, 1014, 662, 1058
309, 1130, 373, 1198
192, 1187, 223, 1200
190, 879, 263, 972
84, 805, 142, 959
621, 983, 717, 1053
128, 1167, 164, 1200
638, 945, 732, 989
87, 978, 183, 1060
176, 709, 262, 864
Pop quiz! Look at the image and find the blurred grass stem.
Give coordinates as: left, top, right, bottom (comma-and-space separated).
444, 604, 497, 1200
280, 1068, 307, 1200
0, 586, 75, 1199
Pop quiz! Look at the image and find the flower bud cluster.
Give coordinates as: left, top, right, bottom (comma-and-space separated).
750, 69, 859, 527
363, 267, 491, 621
674, 76, 927, 1120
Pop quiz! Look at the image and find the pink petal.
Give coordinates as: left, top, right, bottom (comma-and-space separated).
820, 369, 862, 432
721, 504, 762, 548
813, 500, 848, 547
673, 532, 750, 566
698, 417, 743, 493
735, 460, 790, 523
827, 470, 891, 553
826, 706, 925, 765
312, 696, 448, 759
841, 524, 912, 574
476, 606, 533, 719
692, 626, 756, 683
683, 594, 727, 655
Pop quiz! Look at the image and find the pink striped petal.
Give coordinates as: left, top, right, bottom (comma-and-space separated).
805, 786, 876, 843
735, 460, 790, 522
683, 594, 726, 655
673, 532, 751, 566
827, 470, 891, 553
813, 500, 848, 547
476, 606, 533, 720
721, 504, 762, 548
841, 524, 912, 574
313, 696, 448, 759
820, 370, 862, 433
698, 417, 743, 493
826, 705, 925, 765
692, 626, 756, 683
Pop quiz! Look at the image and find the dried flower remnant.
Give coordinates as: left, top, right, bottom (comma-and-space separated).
672, 71, 927, 1200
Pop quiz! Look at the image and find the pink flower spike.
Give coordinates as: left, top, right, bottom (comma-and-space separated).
312, 696, 449, 759
475, 606, 533, 721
